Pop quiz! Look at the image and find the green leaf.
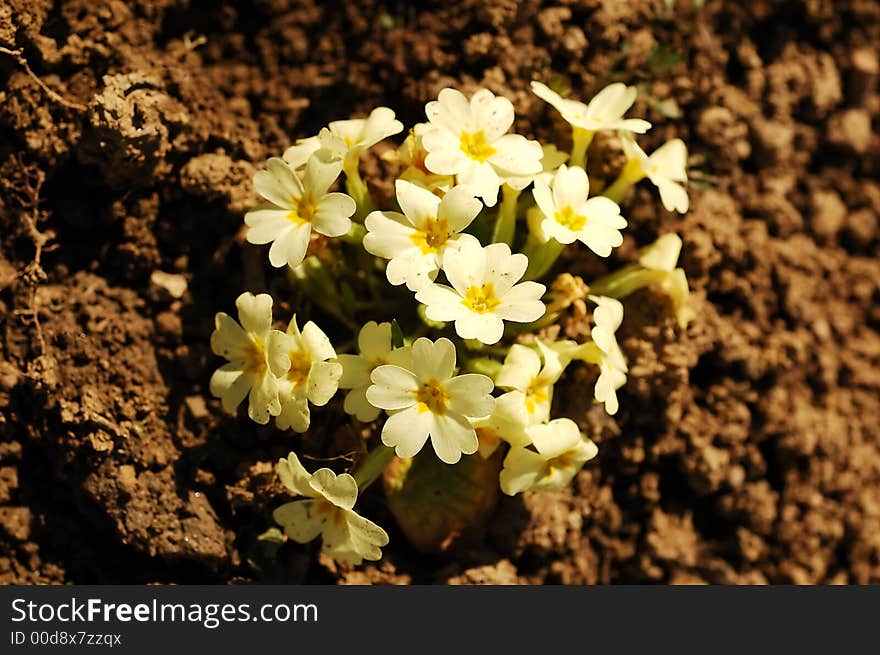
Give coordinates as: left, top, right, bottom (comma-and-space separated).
382, 449, 503, 554
390, 319, 405, 348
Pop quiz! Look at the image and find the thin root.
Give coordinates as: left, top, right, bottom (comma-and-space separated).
0, 46, 87, 111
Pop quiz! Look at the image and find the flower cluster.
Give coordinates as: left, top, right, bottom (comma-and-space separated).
208, 82, 694, 564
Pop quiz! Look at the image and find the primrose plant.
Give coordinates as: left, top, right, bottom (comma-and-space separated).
208, 81, 694, 565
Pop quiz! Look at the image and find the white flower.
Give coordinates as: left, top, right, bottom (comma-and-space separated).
531, 81, 651, 134
337, 322, 413, 422
275, 315, 343, 433
495, 341, 566, 424
282, 137, 323, 170
421, 88, 543, 206
386, 123, 455, 194
638, 233, 695, 328
415, 240, 546, 345
273, 452, 389, 565
621, 137, 688, 213
327, 107, 404, 161
209, 292, 294, 425
366, 337, 495, 464
588, 295, 627, 415
363, 180, 483, 291
245, 156, 356, 269
504, 142, 570, 190
533, 164, 626, 256
499, 418, 598, 495
284, 107, 403, 169
473, 390, 531, 458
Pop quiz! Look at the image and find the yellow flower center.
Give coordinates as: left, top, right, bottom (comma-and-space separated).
461, 283, 501, 314
541, 449, 577, 478
554, 205, 587, 231
410, 216, 450, 254
524, 377, 550, 415
414, 378, 450, 415
459, 130, 496, 163
242, 337, 268, 376
287, 350, 312, 387
287, 194, 317, 226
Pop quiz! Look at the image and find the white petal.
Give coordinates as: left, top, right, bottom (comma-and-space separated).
276, 388, 310, 432
454, 311, 505, 345
415, 283, 468, 321
247, 370, 280, 424
411, 337, 456, 381
488, 134, 543, 177
552, 164, 590, 210
445, 374, 495, 417
357, 321, 392, 360
364, 211, 420, 263
426, 88, 474, 134
367, 365, 418, 409
313, 193, 355, 237
267, 329, 294, 377
277, 452, 314, 497
235, 292, 273, 336
342, 510, 389, 561
532, 177, 556, 220
282, 137, 321, 169
245, 208, 294, 245
337, 354, 371, 389
381, 405, 432, 457
422, 138, 469, 176
395, 178, 441, 226
527, 419, 582, 457
210, 312, 249, 360
309, 469, 358, 510
268, 224, 311, 268
440, 239, 484, 296
209, 363, 250, 414
638, 233, 682, 272
460, 161, 501, 206
273, 501, 323, 543
303, 154, 343, 195
484, 242, 527, 295
496, 345, 540, 391
343, 386, 381, 422
430, 412, 478, 464
496, 282, 546, 322
470, 88, 514, 141
499, 447, 544, 495
308, 360, 342, 406
656, 179, 689, 213
586, 83, 636, 123
254, 158, 302, 207
301, 321, 336, 361
438, 184, 482, 233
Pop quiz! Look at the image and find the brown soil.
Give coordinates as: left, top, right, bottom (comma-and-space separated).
1, 0, 879, 584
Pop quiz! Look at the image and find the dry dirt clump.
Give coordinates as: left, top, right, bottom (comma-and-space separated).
1, 0, 879, 584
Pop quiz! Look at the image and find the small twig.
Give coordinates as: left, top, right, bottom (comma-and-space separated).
0, 46, 87, 111
10, 157, 53, 355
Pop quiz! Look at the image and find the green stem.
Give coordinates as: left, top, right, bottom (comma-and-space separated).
523, 236, 565, 280
504, 310, 560, 337
342, 222, 366, 246
491, 184, 520, 245
353, 444, 396, 491
344, 159, 375, 220
569, 128, 595, 169
602, 158, 645, 204
589, 265, 667, 299
463, 357, 503, 379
